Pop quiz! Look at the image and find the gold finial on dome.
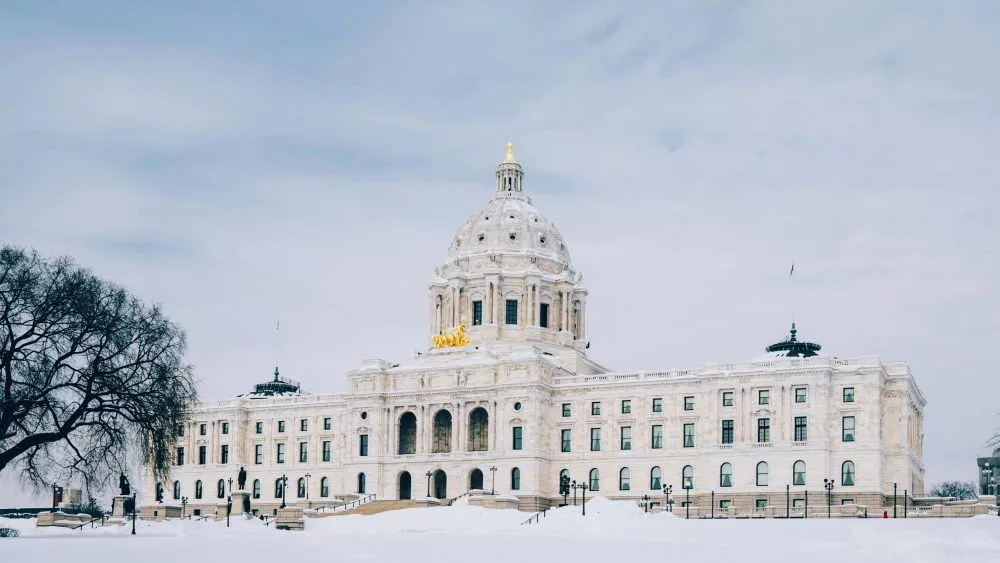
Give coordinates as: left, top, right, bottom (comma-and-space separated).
503, 142, 517, 163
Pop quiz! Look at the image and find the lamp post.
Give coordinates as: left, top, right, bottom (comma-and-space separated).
683, 477, 692, 520
984, 462, 991, 496
181, 497, 188, 519
904, 489, 908, 518
893, 482, 897, 518
786, 484, 790, 519
489, 466, 497, 495
662, 484, 672, 513
280, 474, 288, 509
426, 471, 433, 498
226, 495, 232, 528
131, 492, 137, 535
642, 494, 650, 513
580, 483, 589, 516
823, 479, 834, 519
51, 484, 61, 513
572, 480, 578, 506
711, 490, 715, 519
305, 473, 311, 500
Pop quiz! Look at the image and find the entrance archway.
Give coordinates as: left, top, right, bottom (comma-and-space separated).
399, 471, 412, 500
469, 468, 484, 491
433, 470, 447, 499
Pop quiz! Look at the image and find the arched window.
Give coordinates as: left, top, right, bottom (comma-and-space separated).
720, 463, 733, 487
432, 410, 453, 453
650, 466, 662, 490
841, 461, 855, 486
173, 481, 181, 500
619, 467, 631, 491
398, 412, 417, 455
682, 465, 694, 490
468, 407, 489, 451
252, 479, 261, 499
275, 478, 284, 499
358, 473, 366, 494
511, 467, 521, 491
195, 480, 203, 499
793, 461, 806, 486
589, 468, 600, 491
320, 477, 329, 497
756, 462, 769, 487
297, 477, 306, 498
217, 479, 225, 499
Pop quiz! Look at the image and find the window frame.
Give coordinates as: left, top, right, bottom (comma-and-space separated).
620, 426, 632, 451
683, 423, 695, 448
619, 467, 631, 491
561, 403, 571, 417
758, 389, 770, 405
722, 391, 734, 407
794, 387, 807, 403
254, 444, 263, 465
276, 443, 285, 464
359, 434, 369, 456
621, 399, 632, 414
843, 387, 855, 403
794, 416, 807, 442
472, 300, 483, 326
720, 463, 733, 488
505, 299, 518, 325
842, 416, 856, 442
591, 401, 601, 416
721, 419, 734, 444
652, 398, 663, 413
757, 418, 771, 443
651, 424, 663, 449
589, 427, 600, 452
512, 426, 523, 450
756, 461, 769, 487
683, 396, 694, 411
322, 440, 331, 462
561, 429, 572, 452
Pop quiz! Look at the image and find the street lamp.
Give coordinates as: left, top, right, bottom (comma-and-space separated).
305, 473, 311, 500
683, 477, 693, 520
823, 479, 834, 519
570, 480, 589, 515
662, 484, 673, 513
642, 494, 650, 513
489, 466, 497, 495
571, 480, 578, 506
226, 495, 232, 528
279, 474, 288, 509
51, 484, 62, 513
131, 492, 137, 535
181, 497, 188, 519
426, 471, 433, 498
892, 481, 896, 518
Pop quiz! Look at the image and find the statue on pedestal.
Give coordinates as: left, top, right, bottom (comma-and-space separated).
238, 467, 247, 490
119, 472, 131, 496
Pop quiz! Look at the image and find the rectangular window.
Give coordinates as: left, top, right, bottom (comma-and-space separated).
323, 417, 331, 431
221, 422, 229, 435
683, 396, 694, 411
539, 303, 549, 328
651, 425, 663, 449
322, 441, 331, 462
683, 423, 694, 448
719, 499, 732, 509
220, 445, 229, 464
842, 416, 856, 442
793, 499, 805, 508
505, 299, 518, 325
300, 419, 308, 432
758, 390, 770, 405
176, 447, 184, 466
755, 499, 768, 509
176, 424, 185, 437
359, 434, 369, 456
840, 499, 855, 505
843, 387, 855, 403
794, 416, 807, 442
472, 300, 483, 326
512, 426, 523, 450
199, 424, 206, 436
590, 428, 601, 451
721, 419, 734, 444
561, 403, 571, 417
795, 387, 807, 403
722, 391, 734, 407
757, 418, 771, 443
276, 443, 285, 464
591, 402, 601, 416
277, 421, 285, 433
255, 422, 263, 434
621, 400, 631, 414
198, 445, 206, 465
652, 398, 662, 413
561, 429, 572, 452
620, 426, 632, 450
254, 444, 263, 465
299, 441, 308, 462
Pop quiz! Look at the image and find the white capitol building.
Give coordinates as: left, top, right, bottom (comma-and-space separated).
143, 144, 926, 517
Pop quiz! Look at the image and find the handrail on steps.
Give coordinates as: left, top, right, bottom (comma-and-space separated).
520, 507, 548, 526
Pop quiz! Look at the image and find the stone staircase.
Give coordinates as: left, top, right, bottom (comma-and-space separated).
326, 499, 419, 516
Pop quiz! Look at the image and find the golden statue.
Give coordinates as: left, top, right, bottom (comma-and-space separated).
503, 142, 517, 163
433, 323, 470, 349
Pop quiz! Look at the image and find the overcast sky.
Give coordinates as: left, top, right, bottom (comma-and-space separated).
2, 1, 998, 504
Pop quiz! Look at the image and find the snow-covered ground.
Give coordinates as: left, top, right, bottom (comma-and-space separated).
1, 497, 998, 562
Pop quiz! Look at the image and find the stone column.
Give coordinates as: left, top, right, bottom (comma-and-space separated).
578, 300, 586, 341
486, 283, 493, 324
455, 403, 464, 452
535, 285, 542, 329
494, 284, 501, 326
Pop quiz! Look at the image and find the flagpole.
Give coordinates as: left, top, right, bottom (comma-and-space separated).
790, 263, 796, 327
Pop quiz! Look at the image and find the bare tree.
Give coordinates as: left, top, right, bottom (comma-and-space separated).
928, 481, 978, 500
988, 414, 1000, 456
0, 245, 197, 494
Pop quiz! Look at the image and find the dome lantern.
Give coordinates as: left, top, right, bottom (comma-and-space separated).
496, 142, 525, 199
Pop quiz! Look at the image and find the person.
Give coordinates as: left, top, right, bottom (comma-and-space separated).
883, 510, 889, 518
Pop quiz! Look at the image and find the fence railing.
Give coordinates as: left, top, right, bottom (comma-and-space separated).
520, 507, 548, 526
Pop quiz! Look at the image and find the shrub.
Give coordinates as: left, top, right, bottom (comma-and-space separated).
0, 528, 19, 537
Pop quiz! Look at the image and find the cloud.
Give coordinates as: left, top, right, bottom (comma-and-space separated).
1, 0, 998, 503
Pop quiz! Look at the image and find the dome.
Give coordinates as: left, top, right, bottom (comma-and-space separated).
445, 143, 572, 268
447, 197, 572, 266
